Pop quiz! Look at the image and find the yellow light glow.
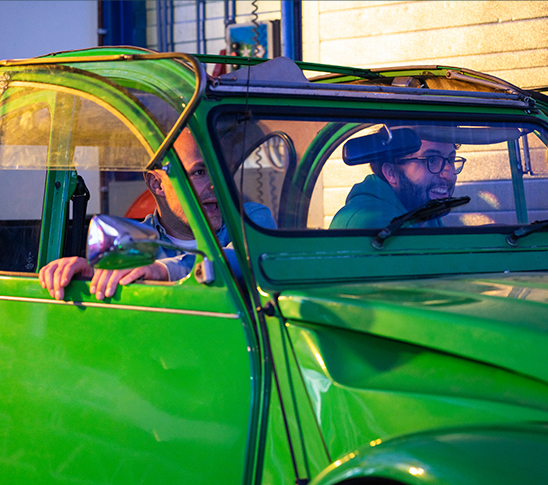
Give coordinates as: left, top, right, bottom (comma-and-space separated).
478, 191, 500, 209
302, 332, 330, 375
459, 213, 495, 226
370, 438, 382, 447
334, 460, 342, 467
409, 467, 425, 476
257, 287, 270, 297
314, 352, 326, 368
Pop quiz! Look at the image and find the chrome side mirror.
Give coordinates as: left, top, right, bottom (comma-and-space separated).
86, 214, 214, 284
87, 215, 159, 269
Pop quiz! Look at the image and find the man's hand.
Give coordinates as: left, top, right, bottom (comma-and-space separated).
39, 256, 94, 301
90, 262, 168, 300
39, 257, 169, 301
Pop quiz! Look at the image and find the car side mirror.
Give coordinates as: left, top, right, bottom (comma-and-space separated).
86, 214, 214, 284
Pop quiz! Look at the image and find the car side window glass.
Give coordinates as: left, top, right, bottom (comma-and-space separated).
0, 79, 175, 272
0, 104, 49, 272
215, 115, 548, 232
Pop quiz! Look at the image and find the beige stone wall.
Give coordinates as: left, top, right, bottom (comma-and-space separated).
302, 1, 548, 228
303, 1, 548, 89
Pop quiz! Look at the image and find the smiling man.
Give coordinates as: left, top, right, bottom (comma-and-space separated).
39, 128, 276, 300
330, 130, 466, 229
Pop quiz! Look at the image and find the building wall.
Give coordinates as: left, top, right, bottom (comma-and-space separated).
302, 0, 548, 227
0, 1, 97, 60
303, 1, 548, 88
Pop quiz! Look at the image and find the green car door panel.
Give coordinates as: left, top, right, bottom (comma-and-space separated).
0, 275, 255, 484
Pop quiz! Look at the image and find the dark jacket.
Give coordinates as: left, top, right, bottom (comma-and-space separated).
330, 174, 443, 229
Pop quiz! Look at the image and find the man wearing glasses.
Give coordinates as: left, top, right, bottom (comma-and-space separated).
330, 130, 466, 229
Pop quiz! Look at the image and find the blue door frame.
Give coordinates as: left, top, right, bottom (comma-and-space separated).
99, 1, 147, 48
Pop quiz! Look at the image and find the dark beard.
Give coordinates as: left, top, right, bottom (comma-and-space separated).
393, 166, 454, 212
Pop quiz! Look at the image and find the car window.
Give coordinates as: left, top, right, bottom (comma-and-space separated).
0, 77, 178, 271
0, 103, 49, 271
214, 112, 548, 232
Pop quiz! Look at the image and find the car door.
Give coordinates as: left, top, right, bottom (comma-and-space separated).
0, 64, 259, 484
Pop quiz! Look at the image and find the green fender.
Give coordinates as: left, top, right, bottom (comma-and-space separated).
310, 422, 548, 485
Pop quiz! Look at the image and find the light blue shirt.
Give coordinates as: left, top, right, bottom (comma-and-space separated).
142, 202, 276, 281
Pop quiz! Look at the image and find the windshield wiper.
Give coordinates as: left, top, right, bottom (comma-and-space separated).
506, 220, 548, 246
372, 196, 471, 249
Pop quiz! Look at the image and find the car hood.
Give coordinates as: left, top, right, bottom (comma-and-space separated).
276, 272, 548, 383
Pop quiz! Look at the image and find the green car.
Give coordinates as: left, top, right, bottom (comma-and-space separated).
1, 46, 548, 484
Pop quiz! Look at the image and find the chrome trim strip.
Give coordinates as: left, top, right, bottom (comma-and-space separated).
0, 295, 240, 319
208, 85, 530, 108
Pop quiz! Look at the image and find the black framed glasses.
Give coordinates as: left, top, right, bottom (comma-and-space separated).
397, 155, 466, 175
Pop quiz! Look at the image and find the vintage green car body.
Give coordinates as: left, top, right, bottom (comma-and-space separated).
1, 46, 548, 484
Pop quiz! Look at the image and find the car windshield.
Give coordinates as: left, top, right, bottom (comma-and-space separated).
0, 61, 184, 272
0, 65, 182, 172
213, 113, 548, 232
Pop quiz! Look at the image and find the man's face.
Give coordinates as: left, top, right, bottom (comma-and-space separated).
181, 156, 223, 232
167, 130, 223, 233
388, 140, 458, 211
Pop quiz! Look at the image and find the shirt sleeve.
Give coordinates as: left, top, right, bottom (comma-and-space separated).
156, 203, 276, 282
221, 203, 276, 281
156, 253, 196, 282
243, 202, 277, 229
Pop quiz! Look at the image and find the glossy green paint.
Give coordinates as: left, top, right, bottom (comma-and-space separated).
39, 168, 76, 266
277, 275, 548, 382
261, 274, 548, 480
259, 316, 331, 483
202, 69, 548, 479
283, 318, 548, 456
310, 423, 548, 485
2, 47, 548, 484
0, 276, 253, 484
245, 224, 548, 288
